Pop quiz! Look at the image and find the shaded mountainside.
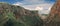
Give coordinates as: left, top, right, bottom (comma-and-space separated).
0, 3, 43, 26
44, 0, 60, 26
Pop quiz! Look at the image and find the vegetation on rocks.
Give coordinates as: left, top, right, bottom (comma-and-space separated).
0, 2, 43, 26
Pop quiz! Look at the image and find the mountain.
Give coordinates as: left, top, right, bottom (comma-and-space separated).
44, 0, 60, 26
0, 2, 43, 26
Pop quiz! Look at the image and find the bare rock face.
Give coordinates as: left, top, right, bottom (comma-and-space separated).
47, 0, 60, 22
44, 0, 60, 26
0, 3, 43, 26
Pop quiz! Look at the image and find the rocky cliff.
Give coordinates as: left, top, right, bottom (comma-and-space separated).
44, 0, 60, 26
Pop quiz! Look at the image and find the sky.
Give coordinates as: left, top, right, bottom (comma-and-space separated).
0, 0, 56, 14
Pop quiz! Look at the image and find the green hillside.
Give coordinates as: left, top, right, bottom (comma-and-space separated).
0, 3, 43, 26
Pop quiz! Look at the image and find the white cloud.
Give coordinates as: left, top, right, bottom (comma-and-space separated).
12, 0, 54, 14
22, 3, 53, 10
35, 6, 43, 10
13, 2, 23, 6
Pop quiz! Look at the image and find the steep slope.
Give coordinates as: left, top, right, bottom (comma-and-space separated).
44, 0, 60, 26
0, 3, 43, 26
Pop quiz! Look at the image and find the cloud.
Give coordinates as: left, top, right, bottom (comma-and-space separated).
13, 2, 23, 6
12, 0, 55, 14
22, 3, 53, 10
22, 0, 55, 5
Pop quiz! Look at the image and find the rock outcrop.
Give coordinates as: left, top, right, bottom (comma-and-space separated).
44, 0, 60, 26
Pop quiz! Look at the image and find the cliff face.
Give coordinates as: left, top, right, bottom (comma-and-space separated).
50, 0, 60, 22
47, 0, 60, 22
44, 0, 60, 26
0, 3, 43, 26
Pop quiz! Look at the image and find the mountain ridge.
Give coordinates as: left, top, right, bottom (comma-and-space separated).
0, 2, 43, 26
